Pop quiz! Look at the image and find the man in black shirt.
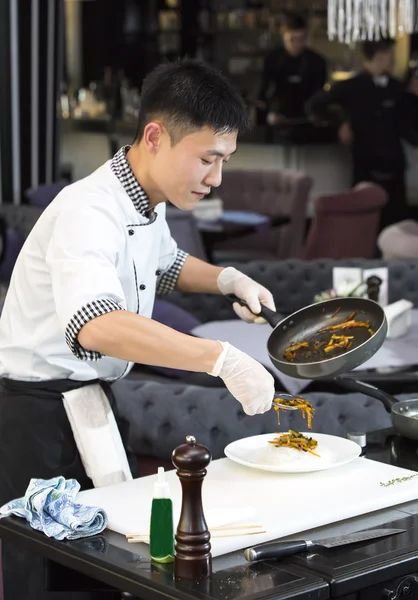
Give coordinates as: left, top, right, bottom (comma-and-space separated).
307, 38, 418, 229
258, 11, 327, 143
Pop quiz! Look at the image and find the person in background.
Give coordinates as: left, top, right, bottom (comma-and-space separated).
307, 38, 418, 230
258, 11, 327, 143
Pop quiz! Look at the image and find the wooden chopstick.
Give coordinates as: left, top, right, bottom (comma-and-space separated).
126, 524, 263, 538
212, 524, 263, 531
126, 529, 266, 542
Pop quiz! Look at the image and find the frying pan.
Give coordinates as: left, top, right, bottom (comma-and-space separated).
337, 377, 418, 442
228, 296, 387, 379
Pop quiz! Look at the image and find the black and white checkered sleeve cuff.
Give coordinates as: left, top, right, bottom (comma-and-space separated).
156, 249, 189, 296
65, 298, 125, 361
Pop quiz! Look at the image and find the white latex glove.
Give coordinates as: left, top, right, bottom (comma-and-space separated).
217, 267, 276, 324
208, 341, 274, 416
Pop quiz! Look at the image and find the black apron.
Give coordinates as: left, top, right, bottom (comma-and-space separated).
0, 377, 137, 600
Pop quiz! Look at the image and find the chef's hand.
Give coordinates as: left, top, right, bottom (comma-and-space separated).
338, 122, 353, 146
217, 267, 275, 324
267, 112, 285, 126
208, 342, 274, 415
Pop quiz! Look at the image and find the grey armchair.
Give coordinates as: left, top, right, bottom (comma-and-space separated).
213, 169, 313, 261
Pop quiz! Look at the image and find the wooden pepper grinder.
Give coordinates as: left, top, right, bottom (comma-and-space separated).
172, 435, 212, 580
366, 275, 383, 303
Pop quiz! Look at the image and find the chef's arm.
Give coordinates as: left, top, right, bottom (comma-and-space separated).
175, 255, 224, 293
78, 310, 222, 373
78, 310, 276, 417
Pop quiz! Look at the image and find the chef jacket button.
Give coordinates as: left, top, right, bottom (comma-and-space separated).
155, 270, 161, 276
128, 229, 134, 236
140, 284, 146, 290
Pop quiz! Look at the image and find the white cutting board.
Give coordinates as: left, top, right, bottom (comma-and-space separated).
78, 457, 418, 558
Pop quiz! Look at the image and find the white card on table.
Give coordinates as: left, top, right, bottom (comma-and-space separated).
332, 268, 363, 297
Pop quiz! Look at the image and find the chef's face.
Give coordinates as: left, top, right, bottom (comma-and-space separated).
282, 28, 307, 57
149, 125, 237, 210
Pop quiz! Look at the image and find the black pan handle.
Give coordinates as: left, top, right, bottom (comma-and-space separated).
225, 294, 283, 328
335, 377, 397, 412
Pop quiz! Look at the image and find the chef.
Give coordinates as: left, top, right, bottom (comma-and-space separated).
307, 38, 418, 230
0, 59, 276, 600
258, 11, 327, 143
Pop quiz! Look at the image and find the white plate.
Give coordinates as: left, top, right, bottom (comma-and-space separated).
224, 432, 361, 473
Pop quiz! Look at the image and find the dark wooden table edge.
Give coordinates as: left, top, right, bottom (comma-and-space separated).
0, 518, 189, 600
0, 517, 330, 600
290, 545, 418, 597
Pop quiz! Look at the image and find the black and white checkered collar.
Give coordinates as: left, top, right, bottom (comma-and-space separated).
110, 145, 152, 217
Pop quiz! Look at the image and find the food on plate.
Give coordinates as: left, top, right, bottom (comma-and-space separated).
283, 311, 375, 363
269, 430, 319, 457
273, 397, 314, 430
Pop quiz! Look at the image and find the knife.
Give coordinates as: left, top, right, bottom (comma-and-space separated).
244, 528, 406, 562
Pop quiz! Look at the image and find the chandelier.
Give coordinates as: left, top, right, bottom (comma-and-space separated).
327, 0, 418, 44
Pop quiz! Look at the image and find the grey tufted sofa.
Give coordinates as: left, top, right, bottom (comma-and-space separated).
167, 258, 418, 321
112, 378, 418, 476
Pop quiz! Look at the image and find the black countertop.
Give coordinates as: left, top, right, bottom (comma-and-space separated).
3, 427, 418, 599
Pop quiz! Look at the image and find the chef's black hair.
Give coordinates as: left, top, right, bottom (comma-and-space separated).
362, 38, 395, 61
280, 11, 307, 31
134, 58, 250, 145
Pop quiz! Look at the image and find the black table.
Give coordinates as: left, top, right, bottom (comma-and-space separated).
2, 429, 418, 600
196, 214, 290, 262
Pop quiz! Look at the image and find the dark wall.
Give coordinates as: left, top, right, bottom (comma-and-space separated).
80, 0, 201, 89
81, 0, 160, 88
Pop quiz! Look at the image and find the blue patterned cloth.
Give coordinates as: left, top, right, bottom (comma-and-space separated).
0, 476, 108, 540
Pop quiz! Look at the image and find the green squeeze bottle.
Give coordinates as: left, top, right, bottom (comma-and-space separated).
149, 467, 175, 564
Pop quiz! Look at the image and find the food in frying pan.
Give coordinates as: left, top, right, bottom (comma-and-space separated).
283, 341, 309, 361
283, 310, 375, 363
269, 430, 319, 457
273, 397, 314, 430
324, 334, 354, 353
320, 319, 374, 335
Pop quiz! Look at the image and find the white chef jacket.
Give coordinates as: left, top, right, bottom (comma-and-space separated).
0, 146, 188, 381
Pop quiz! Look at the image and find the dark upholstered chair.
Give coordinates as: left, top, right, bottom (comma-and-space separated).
213, 169, 313, 261
302, 182, 388, 260
166, 206, 208, 261
0, 205, 43, 282
24, 181, 68, 208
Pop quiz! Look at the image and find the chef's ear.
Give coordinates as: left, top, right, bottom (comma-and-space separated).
142, 121, 165, 153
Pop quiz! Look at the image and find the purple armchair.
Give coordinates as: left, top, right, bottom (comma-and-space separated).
302, 182, 388, 260
0, 205, 43, 282
0, 229, 23, 281
213, 169, 313, 261
24, 181, 68, 208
